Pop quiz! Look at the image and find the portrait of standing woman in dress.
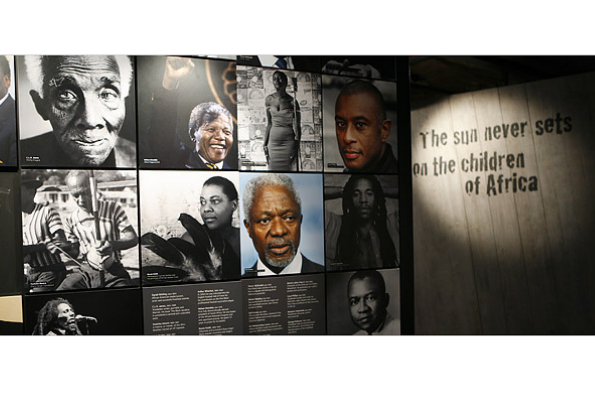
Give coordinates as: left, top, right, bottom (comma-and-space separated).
264, 71, 301, 171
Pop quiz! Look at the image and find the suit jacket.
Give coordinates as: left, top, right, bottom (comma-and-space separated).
0, 95, 17, 166
184, 152, 232, 170
20, 132, 136, 168
242, 254, 324, 278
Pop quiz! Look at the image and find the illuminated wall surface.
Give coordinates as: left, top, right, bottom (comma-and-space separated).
0, 55, 401, 335
412, 72, 595, 334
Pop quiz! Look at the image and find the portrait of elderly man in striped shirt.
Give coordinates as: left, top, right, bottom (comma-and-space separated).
21, 174, 71, 292
56, 170, 138, 290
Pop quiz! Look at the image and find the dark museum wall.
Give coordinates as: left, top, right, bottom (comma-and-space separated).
411, 71, 595, 334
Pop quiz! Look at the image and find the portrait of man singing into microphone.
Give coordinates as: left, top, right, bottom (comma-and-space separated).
26, 289, 143, 335
32, 297, 93, 335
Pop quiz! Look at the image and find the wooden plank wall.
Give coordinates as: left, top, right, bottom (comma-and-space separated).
411, 72, 595, 334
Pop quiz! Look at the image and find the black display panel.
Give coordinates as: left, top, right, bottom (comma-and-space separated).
143, 281, 242, 335
242, 273, 325, 335
0, 172, 22, 295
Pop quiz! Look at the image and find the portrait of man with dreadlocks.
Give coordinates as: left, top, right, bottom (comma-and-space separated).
325, 174, 399, 271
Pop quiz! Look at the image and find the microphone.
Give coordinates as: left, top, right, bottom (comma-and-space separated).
75, 315, 98, 324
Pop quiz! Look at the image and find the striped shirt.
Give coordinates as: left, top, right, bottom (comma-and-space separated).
21, 202, 64, 268
65, 200, 131, 263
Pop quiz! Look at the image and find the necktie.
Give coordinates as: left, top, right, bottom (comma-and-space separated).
205, 162, 218, 170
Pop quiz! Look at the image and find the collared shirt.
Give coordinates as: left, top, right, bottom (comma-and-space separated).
65, 200, 131, 263
0, 92, 9, 107
256, 248, 303, 276
22, 202, 64, 268
353, 313, 400, 335
198, 153, 224, 169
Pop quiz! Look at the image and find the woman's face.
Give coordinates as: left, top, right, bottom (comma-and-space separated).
273, 72, 288, 91
200, 184, 236, 231
56, 303, 77, 332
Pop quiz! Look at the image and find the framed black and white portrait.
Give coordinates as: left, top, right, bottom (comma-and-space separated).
326, 268, 400, 335
237, 66, 323, 172
17, 56, 137, 169
137, 56, 238, 170
325, 173, 399, 271
139, 170, 241, 285
21, 169, 139, 293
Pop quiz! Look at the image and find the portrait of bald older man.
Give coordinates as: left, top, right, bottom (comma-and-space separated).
241, 173, 324, 277
18, 55, 136, 168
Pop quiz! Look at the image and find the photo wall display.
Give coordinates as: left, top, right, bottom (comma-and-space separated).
0, 55, 401, 336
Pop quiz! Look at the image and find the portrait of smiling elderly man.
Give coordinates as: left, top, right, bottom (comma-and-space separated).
19, 55, 136, 168
242, 173, 324, 277
137, 56, 237, 169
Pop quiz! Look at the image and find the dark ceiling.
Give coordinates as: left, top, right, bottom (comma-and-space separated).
409, 56, 595, 109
